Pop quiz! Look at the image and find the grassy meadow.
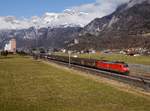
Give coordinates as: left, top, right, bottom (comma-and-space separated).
0, 55, 150, 111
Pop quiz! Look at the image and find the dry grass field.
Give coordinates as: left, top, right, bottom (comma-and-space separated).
0, 55, 150, 111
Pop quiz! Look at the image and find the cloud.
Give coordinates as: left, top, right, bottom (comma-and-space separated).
71, 0, 130, 18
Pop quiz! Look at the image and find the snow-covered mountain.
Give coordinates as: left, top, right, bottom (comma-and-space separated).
0, 10, 89, 30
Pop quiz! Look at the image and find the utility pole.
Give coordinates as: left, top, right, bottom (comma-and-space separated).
88, 52, 91, 59
68, 51, 71, 67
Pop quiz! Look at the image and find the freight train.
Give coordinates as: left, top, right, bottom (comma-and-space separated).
45, 55, 129, 75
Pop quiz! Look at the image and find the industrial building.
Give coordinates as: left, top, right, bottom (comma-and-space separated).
4, 39, 16, 53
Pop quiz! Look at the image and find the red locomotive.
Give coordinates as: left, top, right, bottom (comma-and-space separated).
96, 60, 129, 74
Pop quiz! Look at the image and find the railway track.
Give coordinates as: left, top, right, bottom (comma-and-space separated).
41, 56, 150, 92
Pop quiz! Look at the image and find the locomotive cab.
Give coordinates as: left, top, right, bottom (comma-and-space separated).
121, 64, 130, 75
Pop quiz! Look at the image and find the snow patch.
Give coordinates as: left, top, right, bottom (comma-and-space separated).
108, 16, 119, 28
127, 0, 150, 9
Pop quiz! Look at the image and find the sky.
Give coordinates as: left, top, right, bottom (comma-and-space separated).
0, 0, 95, 17
0, 0, 130, 18
0, 0, 130, 29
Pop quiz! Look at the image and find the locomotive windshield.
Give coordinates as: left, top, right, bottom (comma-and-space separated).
124, 64, 128, 67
